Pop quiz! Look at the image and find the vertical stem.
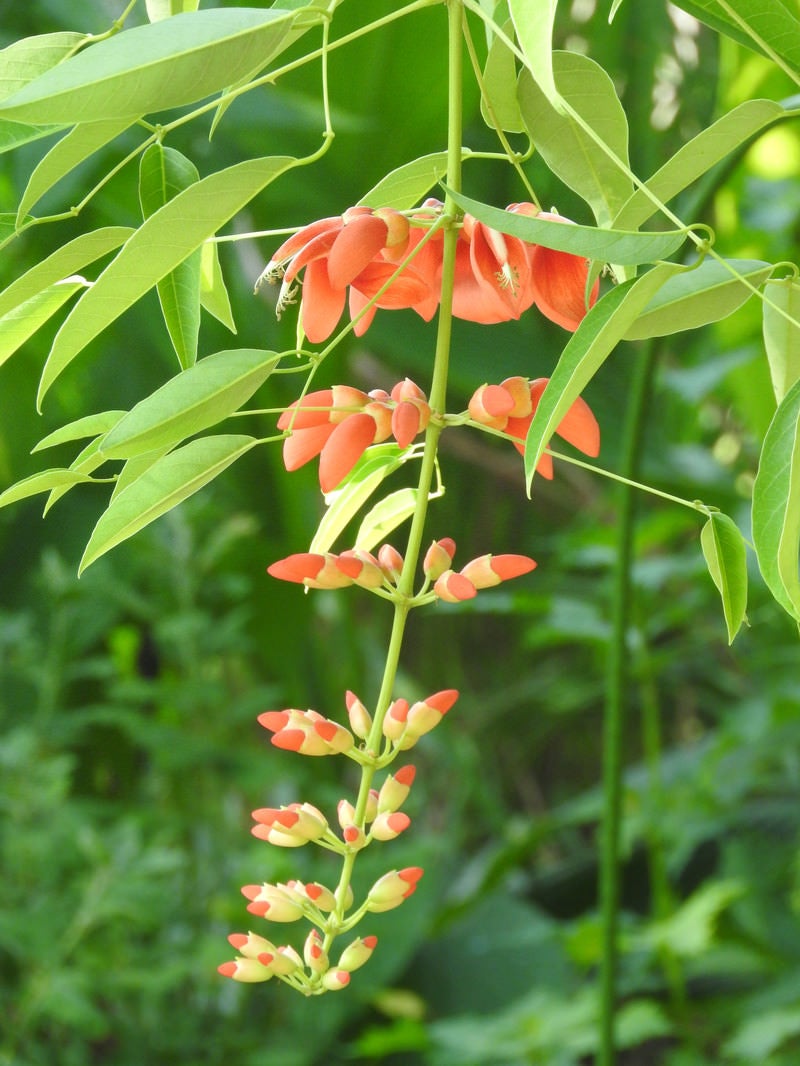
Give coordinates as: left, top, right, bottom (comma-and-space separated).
598, 341, 656, 1066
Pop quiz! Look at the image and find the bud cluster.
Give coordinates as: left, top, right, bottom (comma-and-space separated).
468, 375, 600, 479
278, 378, 432, 493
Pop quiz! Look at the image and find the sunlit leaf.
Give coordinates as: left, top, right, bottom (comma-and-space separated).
624, 258, 772, 340
312, 445, 407, 555
355, 487, 423, 552
508, 0, 560, 109
700, 511, 748, 643
17, 117, 134, 222
100, 348, 279, 459
200, 241, 236, 332
146, 0, 200, 21
0, 31, 85, 101
763, 276, 800, 404
0, 277, 89, 369
43, 435, 110, 515
79, 434, 260, 573
613, 99, 787, 233
38, 154, 296, 407
0, 227, 131, 319
358, 152, 452, 210
673, 0, 800, 72
32, 410, 126, 452
0, 119, 62, 155
139, 144, 202, 368
752, 377, 800, 622
518, 52, 632, 226
524, 262, 684, 490
111, 448, 173, 501
480, 20, 524, 134
0, 468, 97, 508
445, 187, 686, 264
0, 9, 297, 123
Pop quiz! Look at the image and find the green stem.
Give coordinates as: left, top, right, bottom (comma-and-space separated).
598, 339, 656, 1066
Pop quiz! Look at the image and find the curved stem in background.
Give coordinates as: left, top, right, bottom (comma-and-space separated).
598, 337, 656, 1066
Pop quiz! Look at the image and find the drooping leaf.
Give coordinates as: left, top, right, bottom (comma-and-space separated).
79, 434, 260, 573
0, 468, 98, 509
32, 410, 126, 452
17, 117, 134, 222
358, 152, 453, 210
480, 20, 524, 134
445, 187, 686, 264
355, 488, 423, 552
700, 511, 748, 643
139, 144, 202, 368
752, 377, 800, 622
38, 154, 296, 407
311, 445, 408, 554
100, 349, 279, 459
624, 258, 773, 340
0, 119, 63, 156
517, 52, 632, 226
508, 0, 560, 109
0, 32, 85, 101
763, 276, 800, 404
0, 9, 298, 123
0, 227, 132, 319
613, 99, 788, 233
523, 262, 684, 490
673, 0, 800, 73
0, 277, 89, 369
200, 241, 236, 332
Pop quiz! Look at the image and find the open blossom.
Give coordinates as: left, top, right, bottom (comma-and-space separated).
258, 206, 438, 342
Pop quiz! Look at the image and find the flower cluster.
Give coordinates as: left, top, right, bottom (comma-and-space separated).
267, 538, 536, 604
278, 379, 431, 493
468, 375, 600, 479
260, 200, 599, 342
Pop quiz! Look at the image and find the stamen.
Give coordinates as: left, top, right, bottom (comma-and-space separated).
254, 261, 286, 293
495, 263, 519, 295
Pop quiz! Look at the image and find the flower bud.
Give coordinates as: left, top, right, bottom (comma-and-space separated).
321, 969, 351, 991
277, 389, 334, 431
366, 867, 424, 912
370, 811, 411, 841
378, 543, 404, 581
342, 824, 366, 850
329, 384, 369, 424
337, 798, 356, 828
403, 689, 459, 744
227, 932, 277, 960
364, 788, 379, 824
433, 569, 477, 603
241, 882, 304, 922
345, 690, 372, 739
337, 934, 378, 973
423, 538, 456, 581
500, 376, 532, 418
218, 956, 274, 982
460, 553, 537, 589
381, 697, 409, 741
377, 764, 416, 813
468, 383, 515, 429
337, 549, 386, 589
303, 929, 329, 973
271, 944, 302, 975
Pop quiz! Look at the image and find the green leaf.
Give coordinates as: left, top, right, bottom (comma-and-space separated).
17, 118, 134, 222
38, 155, 296, 408
358, 152, 452, 210
100, 348, 278, 459
508, 0, 560, 109
79, 434, 259, 573
0, 9, 297, 123
139, 144, 202, 369
517, 52, 632, 226
523, 262, 684, 490
673, 0, 800, 72
0, 32, 85, 101
0, 468, 98, 509
624, 258, 773, 341
763, 277, 800, 404
146, 0, 200, 21
613, 99, 788, 233
445, 187, 686, 265
0, 119, 63, 156
0, 277, 89, 369
32, 410, 126, 452
355, 488, 422, 552
752, 376, 800, 622
310, 445, 407, 554
43, 435, 111, 515
0, 227, 132, 319
200, 241, 236, 332
645, 880, 744, 958
700, 512, 748, 643
111, 448, 173, 501
480, 20, 524, 134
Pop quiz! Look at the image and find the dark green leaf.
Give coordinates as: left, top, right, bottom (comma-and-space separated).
700, 512, 748, 643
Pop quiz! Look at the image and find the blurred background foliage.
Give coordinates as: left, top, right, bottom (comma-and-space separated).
1, 1, 800, 1063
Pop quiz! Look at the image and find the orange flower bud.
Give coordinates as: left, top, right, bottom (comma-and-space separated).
381, 697, 409, 741
303, 928, 329, 973
377, 543, 404, 580
321, 969, 351, 991
241, 883, 304, 922
337, 549, 385, 589
319, 412, 377, 493
468, 383, 515, 429
345, 690, 372, 739
218, 956, 274, 982
227, 931, 277, 960
500, 376, 533, 418
366, 867, 423, 912
377, 764, 416, 813
370, 811, 410, 841
460, 553, 537, 589
423, 538, 456, 580
337, 934, 378, 973
433, 569, 477, 603
329, 384, 370, 424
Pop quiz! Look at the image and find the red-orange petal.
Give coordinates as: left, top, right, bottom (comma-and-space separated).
267, 553, 326, 583
318, 413, 377, 493
328, 214, 389, 288
277, 389, 334, 430
391, 401, 422, 449
529, 239, 599, 331
556, 396, 601, 457
282, 423, 336, 471
258, 711, 290, 733
301, 257, 347, 343
490, 554, 537, 580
